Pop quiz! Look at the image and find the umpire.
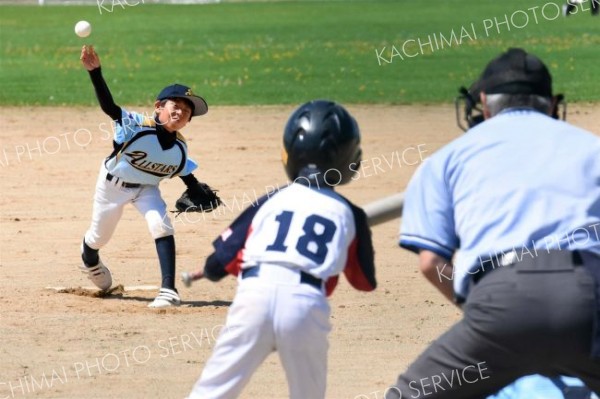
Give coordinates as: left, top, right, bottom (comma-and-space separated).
386, 48, 600, 398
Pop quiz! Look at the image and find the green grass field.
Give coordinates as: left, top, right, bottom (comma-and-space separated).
1, 0, 599, 106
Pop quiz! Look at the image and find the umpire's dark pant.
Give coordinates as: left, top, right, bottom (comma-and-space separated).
385, 250, 600, 399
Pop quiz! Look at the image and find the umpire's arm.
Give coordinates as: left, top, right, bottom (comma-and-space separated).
419, 250, 454, 303
398, 158, 460, 304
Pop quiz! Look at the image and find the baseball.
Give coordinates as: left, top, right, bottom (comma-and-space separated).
74, 21, 92, 38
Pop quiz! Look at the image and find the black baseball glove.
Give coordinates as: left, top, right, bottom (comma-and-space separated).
175, 182, 222, 213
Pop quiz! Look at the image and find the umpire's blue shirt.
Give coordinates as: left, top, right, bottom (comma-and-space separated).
399, 109, 600, 301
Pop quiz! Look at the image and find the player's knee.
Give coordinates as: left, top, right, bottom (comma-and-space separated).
84, 232, 109, 249
146, 211, 174, 238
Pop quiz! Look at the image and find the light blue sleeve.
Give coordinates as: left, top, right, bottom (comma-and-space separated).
180, 157, 198, 176
113, 109, 147, 144
486, 375, 596, 399
399, 157, 458, 260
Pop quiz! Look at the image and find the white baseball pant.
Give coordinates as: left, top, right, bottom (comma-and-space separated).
84, 164, 173, 250
187, 265, 331, 399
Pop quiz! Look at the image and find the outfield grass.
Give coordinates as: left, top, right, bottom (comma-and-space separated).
0, 0, 599, 106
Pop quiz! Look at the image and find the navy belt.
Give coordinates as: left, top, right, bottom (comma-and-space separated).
106, 172, 141, 189
241, 266, 323, 290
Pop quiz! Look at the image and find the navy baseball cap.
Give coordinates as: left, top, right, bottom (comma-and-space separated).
157, 84, 208, 116
469, 48, 553, 97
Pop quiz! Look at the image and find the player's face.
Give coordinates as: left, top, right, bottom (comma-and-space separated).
155, 99, 193, 132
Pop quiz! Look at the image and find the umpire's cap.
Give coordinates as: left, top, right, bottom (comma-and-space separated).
470, 48, 553, 98
282, 100, 362, 186
157, 84, 208, 116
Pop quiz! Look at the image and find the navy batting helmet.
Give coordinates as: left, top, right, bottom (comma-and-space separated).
282, 100, 362, 186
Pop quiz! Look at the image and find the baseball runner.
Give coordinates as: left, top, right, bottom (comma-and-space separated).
78, 45, 219, 308
385, 48, 600, 398
185, 100, 376, 399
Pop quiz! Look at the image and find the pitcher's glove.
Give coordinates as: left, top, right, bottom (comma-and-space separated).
175, 182, 222, 213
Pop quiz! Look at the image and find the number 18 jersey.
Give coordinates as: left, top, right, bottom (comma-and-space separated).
205, 182, 376, 295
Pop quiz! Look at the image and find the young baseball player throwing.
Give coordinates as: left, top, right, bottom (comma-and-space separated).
78, 45, 219, 308
185, 100, 377, 398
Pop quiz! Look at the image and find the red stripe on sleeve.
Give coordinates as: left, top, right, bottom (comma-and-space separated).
344, 238, 376, 291
223, 226, 253, 277
325, 275, 339, 297
224, 249, 243, 277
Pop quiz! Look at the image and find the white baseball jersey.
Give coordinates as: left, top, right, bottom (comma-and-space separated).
241, 184, 355, 279
104, 108, 198, 185
187, 182, 376, 399
204, 182, 376, 295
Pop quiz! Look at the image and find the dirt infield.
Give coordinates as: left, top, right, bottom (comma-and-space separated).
0, 104, 598, 399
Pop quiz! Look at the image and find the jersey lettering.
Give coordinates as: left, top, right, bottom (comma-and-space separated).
265, 211, 337, 265
124, 150, 178, 176
296, 215, 337, 264
265, 211, 293, 252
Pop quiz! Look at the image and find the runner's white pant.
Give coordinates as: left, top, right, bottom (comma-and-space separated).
84, 164, 173, 250
187, 265, 331, 399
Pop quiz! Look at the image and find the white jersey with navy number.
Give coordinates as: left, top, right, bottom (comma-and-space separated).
187, 183, 376, 399
104, 108, 198, 185
241, 183, 355, 279
203, 182, 376, 295
399, 109, 600, 300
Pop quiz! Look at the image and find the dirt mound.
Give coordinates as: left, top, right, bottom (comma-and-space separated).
57, 284, 126, 298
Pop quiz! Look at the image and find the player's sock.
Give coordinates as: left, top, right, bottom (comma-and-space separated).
82, 239, 100, 267
155, 235, 176, 290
